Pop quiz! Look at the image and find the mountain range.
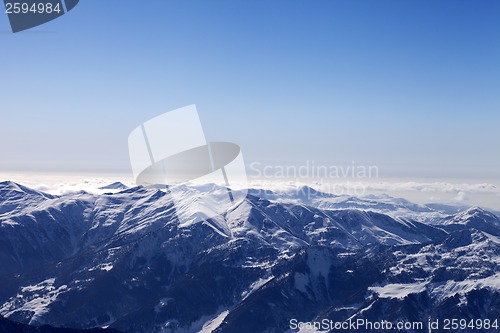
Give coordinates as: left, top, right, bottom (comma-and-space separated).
1, 181, 500, 333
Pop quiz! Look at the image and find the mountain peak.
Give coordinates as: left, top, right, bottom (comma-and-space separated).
442, 206, 500, 232
99, 182, 129, 190
0, 181, 52, 198
0, 180, 21, 189
458, 206, 498, 220
284, 185, 337, 201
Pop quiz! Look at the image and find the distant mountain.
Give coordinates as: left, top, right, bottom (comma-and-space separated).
99, 182, 129, 190
439, 206, 500, 237
1, 181, 499, 332
248, 186, 453, 223
442, 206, 500, 226
424, 202, 470, 215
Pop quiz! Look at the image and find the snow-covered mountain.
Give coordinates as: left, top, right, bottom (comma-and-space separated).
99, 182, 129, 190
0, 181, 499, 333
247, 186, 463, 223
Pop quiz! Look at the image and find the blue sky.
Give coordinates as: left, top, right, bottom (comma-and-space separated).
0, 0, 499, 181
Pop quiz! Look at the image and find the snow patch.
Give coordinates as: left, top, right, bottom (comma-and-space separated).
370, 282, 427, 299
1, 278, 68, 325
197, 310, 229, 333
242, 275, 274, 300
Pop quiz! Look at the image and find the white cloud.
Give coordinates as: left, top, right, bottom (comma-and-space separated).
0, 172, 134, 195
454, 191, 468, 202
361, 182, 498, 193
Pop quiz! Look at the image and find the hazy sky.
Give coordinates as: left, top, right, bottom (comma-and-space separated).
1, 0, 499, 181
